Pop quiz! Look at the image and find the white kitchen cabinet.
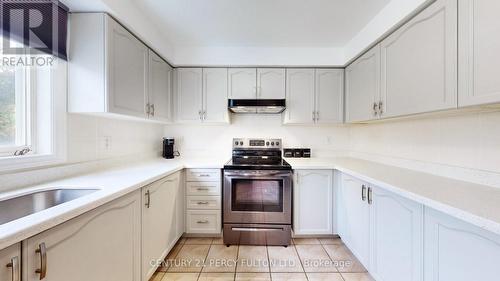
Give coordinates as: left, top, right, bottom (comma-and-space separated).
148, 50, 173, 123
380, 0, 457, 118
186, 210, 222, 234
338, 174, 370, 267
345, 45, 381, 122
424, 208, 500, 281
69, 13, 151, 119
142, 173, 180, 281
293, 170, 333, 235
25, 191, 141, 281
228, 68, 257, 99
203, 68, 230, 123
0, 244, 21, 281
315, 69, 344, 124
175, 171, 186, 239
257, 68, 286, 99
369, 187, 423, 281
458, 0, 500, 107
283, 69, 316, 124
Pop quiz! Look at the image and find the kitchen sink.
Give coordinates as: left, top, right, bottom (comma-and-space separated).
0, 188, 99, 225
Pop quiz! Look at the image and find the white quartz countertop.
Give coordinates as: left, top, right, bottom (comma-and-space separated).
0, 157, 227, 250
287, 157, 500, 236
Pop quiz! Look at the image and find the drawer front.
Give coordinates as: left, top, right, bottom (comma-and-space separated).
186, 169, 221, 182
186, 210, 221, 234
186, 182, 221, 196
186, 196, 221, 210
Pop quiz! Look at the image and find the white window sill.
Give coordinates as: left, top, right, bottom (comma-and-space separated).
0, 153, 66, 174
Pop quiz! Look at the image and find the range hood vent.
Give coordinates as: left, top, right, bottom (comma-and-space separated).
228, 99, 286, 114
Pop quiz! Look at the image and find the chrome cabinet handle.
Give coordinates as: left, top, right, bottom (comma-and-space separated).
151, 104, 155, 116
199, 174, 211, 177
316, 111, 319, 121
146, 103, 151, 115
196, 187, 210, 191
197, 201, 210, 205
6, 256, 20, 281
367, 187, 373, 205
145, 190, 151, 208
373, 102, 378, 116
197, 220, 209, 224
35, 242, 47, 280
378, 101, 383, 115
312, 111, 316, 121
198, 110, 202, 120
361, 185, 367, 201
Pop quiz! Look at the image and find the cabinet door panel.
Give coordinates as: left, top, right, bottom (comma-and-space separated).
293, 170, 333, 235
0, 244, 21, 281
316, 69, 344, 124
257, 68, 286, 99
459, 0, 500, 106
228, 68, 257, 99
107, 18, 148, 118
424, 208, 500, 281
175, 172, 185, 240
346, 46, 380, 122
380, 0, 457, 118
26, 191, 141, 281
284, 69, 315, 124
203, 68, 229, 123
175, 68, 203, 123
148, 50, 172, 122
370, 187, 423, 281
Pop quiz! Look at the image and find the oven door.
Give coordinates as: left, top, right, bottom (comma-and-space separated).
223, 170, 292, 224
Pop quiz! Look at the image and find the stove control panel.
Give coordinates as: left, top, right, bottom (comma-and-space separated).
233, 138, 282, 149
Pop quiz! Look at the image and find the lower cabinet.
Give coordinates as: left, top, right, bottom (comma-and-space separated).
293, 170, 333, 235
142, 172, 181, 280
186, 210, 221, 234
370, 187, 423, 281
25, 190, 142, 281
0, 243, 21, 281
424, 208, 500, 281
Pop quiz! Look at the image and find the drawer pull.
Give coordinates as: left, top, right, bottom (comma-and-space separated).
35, 242, 47, 280
6, 256, 20, 281
197, 201, 210, 205
196, 188, 210, 191
145, 190, 151, 208
198, 174, 211, 177
361, 185, 367, 201
197, 220, 209, 224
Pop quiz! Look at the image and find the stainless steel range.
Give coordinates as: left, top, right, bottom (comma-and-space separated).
223, 138, 292, 246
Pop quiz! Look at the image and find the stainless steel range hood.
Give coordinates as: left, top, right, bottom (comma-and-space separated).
228, 99, 286, 114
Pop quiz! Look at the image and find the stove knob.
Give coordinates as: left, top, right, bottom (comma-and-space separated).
266, 142, 270, 146
235, 141, 239, 145
271, 142, 275, 146
276, 142, 280, 146
240, 141, 243, 145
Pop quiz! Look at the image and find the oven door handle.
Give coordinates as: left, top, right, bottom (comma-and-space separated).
224, 171, 291, 177
231, 227, 284, 232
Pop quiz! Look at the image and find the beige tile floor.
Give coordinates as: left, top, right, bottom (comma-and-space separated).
151, 237, 374, 281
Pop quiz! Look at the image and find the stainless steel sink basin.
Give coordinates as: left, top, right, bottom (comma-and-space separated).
0, 189, 99, 225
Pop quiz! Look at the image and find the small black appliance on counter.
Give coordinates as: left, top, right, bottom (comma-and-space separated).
162, 138, 177, 159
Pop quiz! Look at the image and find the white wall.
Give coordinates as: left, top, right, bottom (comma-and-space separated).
164, 114, 351, 158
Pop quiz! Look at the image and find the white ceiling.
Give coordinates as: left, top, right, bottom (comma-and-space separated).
132, 0, 390, 48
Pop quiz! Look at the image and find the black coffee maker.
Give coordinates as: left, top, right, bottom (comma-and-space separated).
162, 138, 177, 159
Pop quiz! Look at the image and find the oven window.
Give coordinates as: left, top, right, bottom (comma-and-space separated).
231, 179, 283, 212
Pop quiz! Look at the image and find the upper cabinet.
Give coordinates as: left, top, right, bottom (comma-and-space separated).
229, 68, 285, 99
346, 46, 381, 123
458, 0, 500, 107
175, 68, 229, 124
284, 69, 344, 124
68, 13, 172, 123
379, 0, 457, 118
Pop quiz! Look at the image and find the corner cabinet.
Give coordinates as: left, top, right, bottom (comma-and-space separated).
0, 244, 21, 281
148, 50, 173, 123
174, 68, 229, 124
25, 191, 142, 281
458, 0, 500, 107
293, 170, 333, 235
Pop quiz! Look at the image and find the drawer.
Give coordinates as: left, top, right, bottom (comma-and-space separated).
186, 210, 221, 234
186, 182, 221, 196
186, 169, 221, 182
186, 196, 221, 210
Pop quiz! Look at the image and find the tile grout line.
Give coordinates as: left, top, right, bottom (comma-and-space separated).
292, 244, 310, 281
197, 242, 213, 281
234, 244, 240, 280
266, 245, 272, 281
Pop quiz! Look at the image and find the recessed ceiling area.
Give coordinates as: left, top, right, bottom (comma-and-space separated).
62, 0, 430, 66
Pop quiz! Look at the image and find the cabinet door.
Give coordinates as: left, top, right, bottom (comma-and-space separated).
142, 174, 180, 280
345, 45, 381, 122
315, 69, 344, 124
257, 68, 286, 99
293, 170, 333, 235
283, 69, 315, 124
228, 68, 257, 99
106, 17, 148, 118
458, 0, 500, 107
175, 68, 203, 123
338, 174, 370, 268
148, 50, 172, 123
0, 244, 21, 281
380, 0, 457, 118
203, 68, 229, 123
424, 208, 500, 281
370, 187, 423, 281
175, 171, 185, 239
25, 191, 141, 281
